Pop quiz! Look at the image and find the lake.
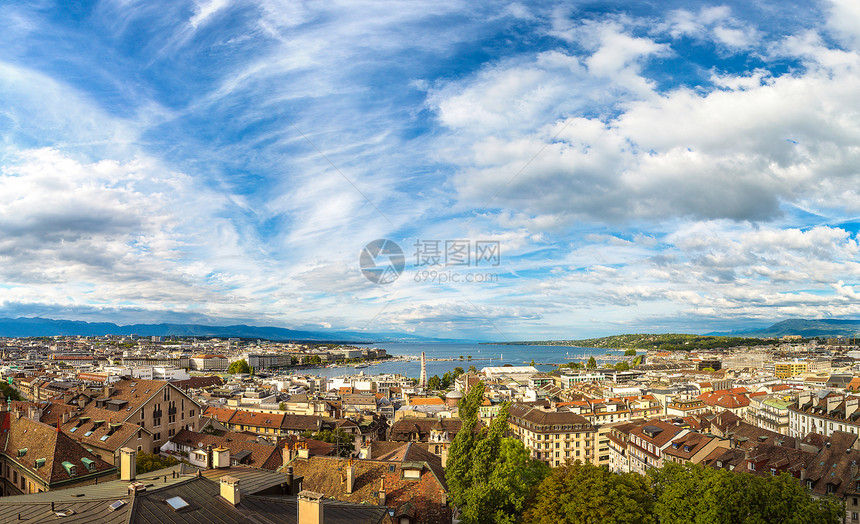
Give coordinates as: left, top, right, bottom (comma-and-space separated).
301, 342, 641, 380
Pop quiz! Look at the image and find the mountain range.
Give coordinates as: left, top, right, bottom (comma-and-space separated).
0, 317, 470, 343
710, 318, 860, 338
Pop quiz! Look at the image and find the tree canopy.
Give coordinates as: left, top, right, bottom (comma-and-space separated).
227, 359, 250, 374
136, 452, 179, 474
519, 460, 843, 524
300, 428, 355, 457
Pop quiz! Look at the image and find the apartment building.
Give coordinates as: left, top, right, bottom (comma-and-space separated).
774, 360, 808, 379
745, 396, 793, 435
789, 391, 860, 438
60, 378, 201, 465
627, 420, 687, 475
508, 403, 596, 467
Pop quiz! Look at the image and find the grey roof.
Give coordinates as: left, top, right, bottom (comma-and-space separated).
0, 468, 387, 524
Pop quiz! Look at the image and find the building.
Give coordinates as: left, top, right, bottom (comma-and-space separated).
0, 411, 116, 496
627, 420, 687, 475
289, 443, 452, 524
0, 455, 388, 523
745, 396, 793, 435
60, 378, 201, 465
190, 354, 229, 371
789, 391, 860, 438
508, 403, 596, 467
775, 360, 808, 379
662, 432, 729, 466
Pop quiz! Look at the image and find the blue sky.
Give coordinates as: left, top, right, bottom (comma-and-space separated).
2, 0, 860, 340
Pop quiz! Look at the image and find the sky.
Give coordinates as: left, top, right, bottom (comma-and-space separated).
1, 0, 860, 341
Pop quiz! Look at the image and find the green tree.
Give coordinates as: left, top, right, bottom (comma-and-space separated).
586, 356, 597, 369
467, 355, 472, 360
453, 366, 465, 377
614, 361, 630, 372
441, 372, 453, 389
624, 349, 637, 356
448, 384, 549, 524
523, 461, 655, 524
136, 452, 179, 474
0, 382, 22, 401
632, 355, 643, 367
279, 402, 286, 411
428, 375, 442, 390
300, 428, 355, 457
468, 365, 478, 374
227, 359, 250, 374
530, 359, 536, 367
649, 462, 843, 524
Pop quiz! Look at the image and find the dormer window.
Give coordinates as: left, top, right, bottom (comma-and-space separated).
18, 448, 27, 458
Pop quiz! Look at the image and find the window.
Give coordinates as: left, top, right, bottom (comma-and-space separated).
154, 432, 161, 442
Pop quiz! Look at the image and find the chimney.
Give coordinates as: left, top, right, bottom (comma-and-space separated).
298, 447, 309, 459
120, 447, 136, 481
287, 466, 294, 494
207, 445, 213, 469
103, 385, 111, 398
826, 394, 843, 414
378, 477, 386, 506
63, 391, 74, 405
441, 445, 448, 468
15, 409, 22, 420
298, 491, 324, 524
220, 476, 240, 506
62, 412, 70, 424
847, 397, 859, 419
346, 463, 355, 494
798, 391, 812, 407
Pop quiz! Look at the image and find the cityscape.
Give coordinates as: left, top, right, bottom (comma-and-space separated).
2, 0, 860, 523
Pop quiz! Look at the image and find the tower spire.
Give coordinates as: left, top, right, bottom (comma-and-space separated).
420, 352, 427, 388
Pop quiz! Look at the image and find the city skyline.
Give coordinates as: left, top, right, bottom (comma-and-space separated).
1, 0, 860, 340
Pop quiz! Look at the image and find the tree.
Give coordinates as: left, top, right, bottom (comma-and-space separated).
632, 355, 643, 367
615, 361, 630, 372
701, 367, 715, 372
523, 461, 655, 524
279, 402, 286, 411
530, 359, 536, 367
586, 356, 597, 369
301, 429, 355, 457
227, 359, 250, 374
467, 355, 473, 360
468, 365, 478, 374
441, 372, 453, 389
453, 366, 465, 377
624, 349, 637, 356
136, 452, 179, 474
0, 382, 22, 402
649, 462, 843, 524
428, 375, 442, 390
448, 384, 549, 524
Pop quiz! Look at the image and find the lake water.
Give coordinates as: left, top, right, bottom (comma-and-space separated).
300, 342, 640, 380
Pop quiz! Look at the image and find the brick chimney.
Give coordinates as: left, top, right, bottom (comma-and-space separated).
220, 476, 240, 506
298, 491, 324, 524
378, 477, 386, 505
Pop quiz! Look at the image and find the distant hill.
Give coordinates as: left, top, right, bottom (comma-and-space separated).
0, 317, 471, 343
724, 318, 860, 338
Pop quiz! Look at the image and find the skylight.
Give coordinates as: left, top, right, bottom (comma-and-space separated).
165, 496, 189, 510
